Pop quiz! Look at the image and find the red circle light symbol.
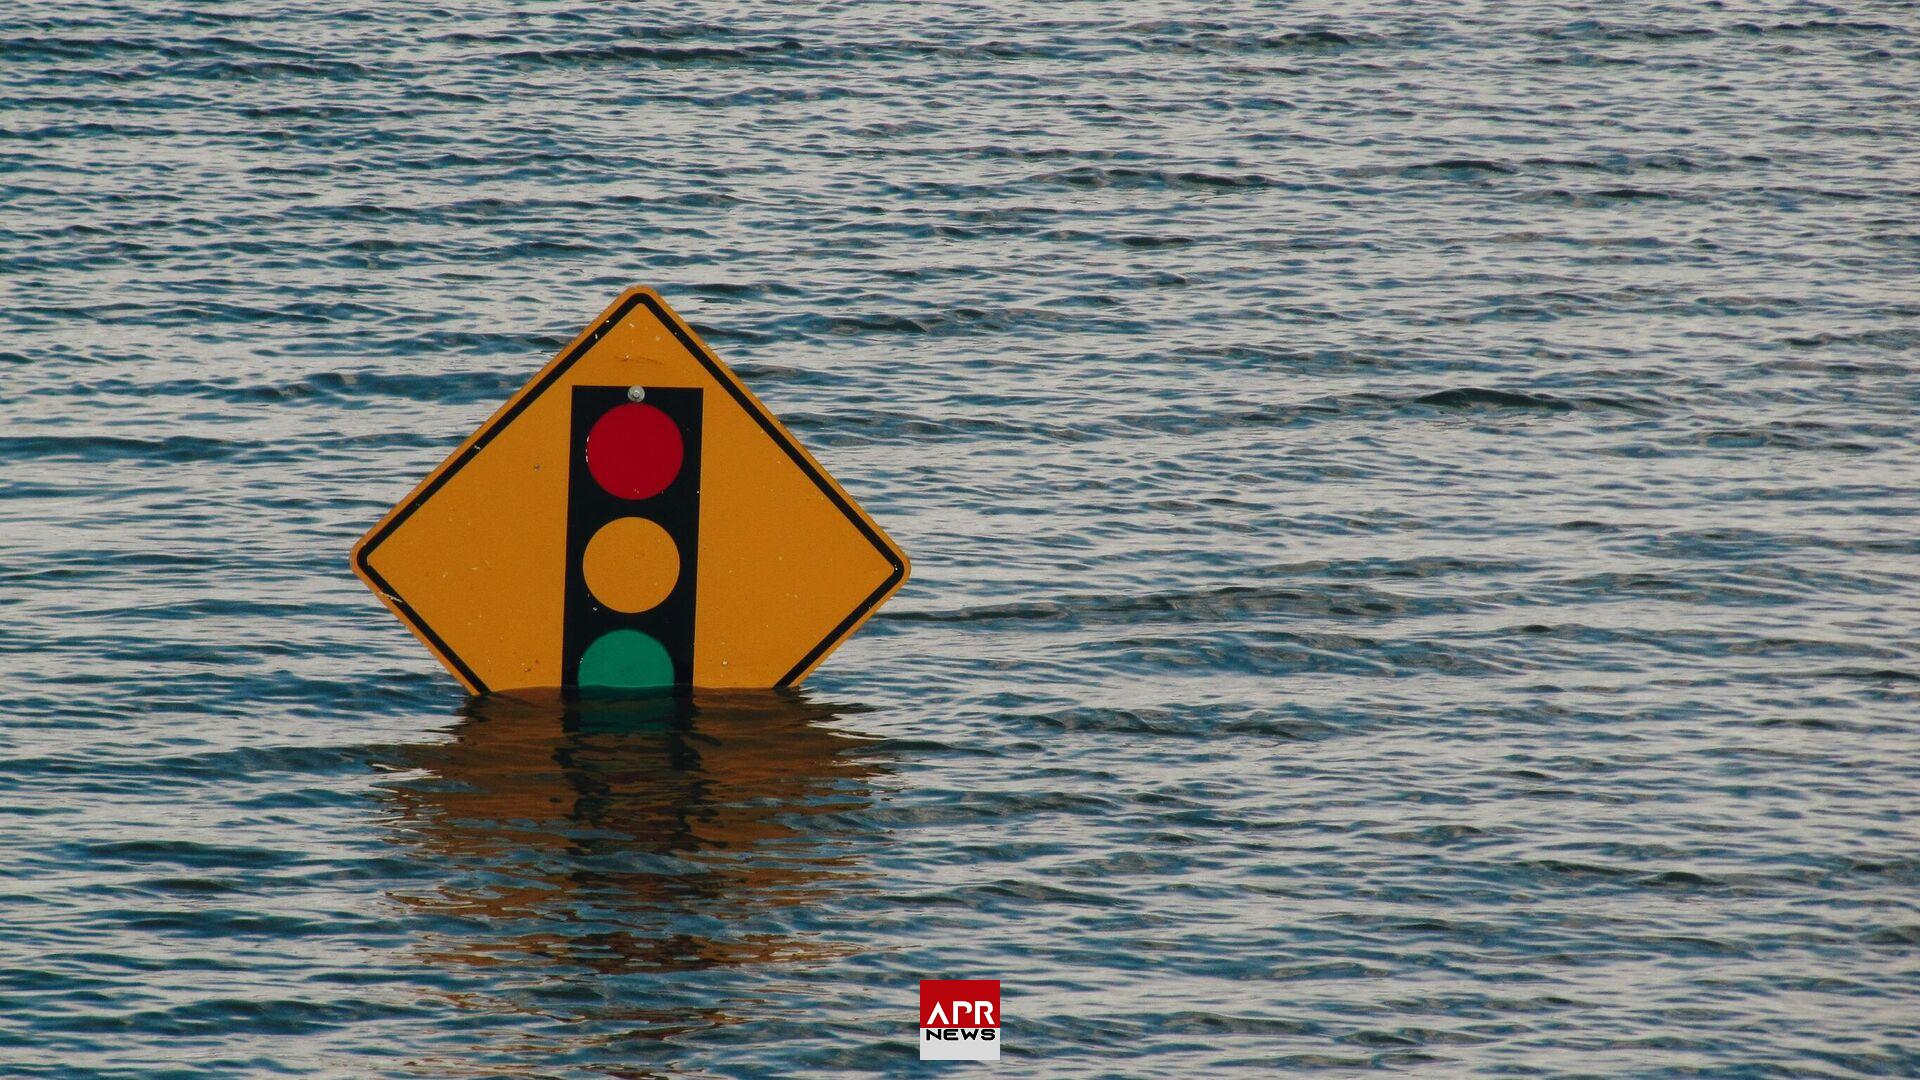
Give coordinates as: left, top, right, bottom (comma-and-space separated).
585, 403, 683, 500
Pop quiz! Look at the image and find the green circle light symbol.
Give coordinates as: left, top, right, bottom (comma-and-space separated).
577, 629, 675, 690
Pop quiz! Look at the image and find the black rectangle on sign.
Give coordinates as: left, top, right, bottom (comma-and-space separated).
560, 386, 702, 689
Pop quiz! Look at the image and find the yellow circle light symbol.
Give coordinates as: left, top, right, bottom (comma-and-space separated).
582, 516, 680, 613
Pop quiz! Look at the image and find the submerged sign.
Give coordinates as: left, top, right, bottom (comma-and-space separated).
352, 287, 909, 694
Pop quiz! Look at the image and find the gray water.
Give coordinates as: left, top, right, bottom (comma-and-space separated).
4, 2, 1919, 1076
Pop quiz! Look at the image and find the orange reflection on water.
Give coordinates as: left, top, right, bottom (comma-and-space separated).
381, 689, 888, 983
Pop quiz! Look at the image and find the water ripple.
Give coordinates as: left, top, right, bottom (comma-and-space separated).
2, 1, 1918, 1076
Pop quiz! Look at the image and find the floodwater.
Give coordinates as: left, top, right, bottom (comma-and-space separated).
3, 2, 1918, 1076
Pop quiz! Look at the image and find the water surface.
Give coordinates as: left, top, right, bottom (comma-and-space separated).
3, 1, 1918, 1075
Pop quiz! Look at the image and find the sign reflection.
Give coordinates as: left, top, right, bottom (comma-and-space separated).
379, 689, 887, 1038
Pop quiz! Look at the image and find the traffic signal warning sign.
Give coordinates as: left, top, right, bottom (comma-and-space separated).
351, 287, 909, 694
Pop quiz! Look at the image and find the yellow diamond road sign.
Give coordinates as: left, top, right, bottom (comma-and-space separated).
351, 286, 910, 694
